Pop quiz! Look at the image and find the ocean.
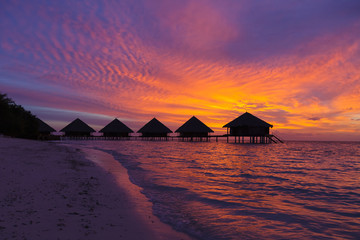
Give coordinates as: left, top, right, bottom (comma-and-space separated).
71, 140, 360, 240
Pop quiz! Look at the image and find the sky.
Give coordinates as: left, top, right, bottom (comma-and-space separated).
1, 0, 360, 140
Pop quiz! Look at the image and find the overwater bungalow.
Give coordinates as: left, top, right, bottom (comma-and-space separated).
36, 118, 56, 139
175, 116, 213, 141
37, 118, 56, 135
137, 118, 172, 140
60, 118, 95, 138
223, 112, 276, 143
99, 118, 133, 139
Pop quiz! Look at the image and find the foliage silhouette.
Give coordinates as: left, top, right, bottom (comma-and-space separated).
0, 93, 38, 139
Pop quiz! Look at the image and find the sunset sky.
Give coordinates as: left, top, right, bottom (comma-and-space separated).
1, 0, 360, 140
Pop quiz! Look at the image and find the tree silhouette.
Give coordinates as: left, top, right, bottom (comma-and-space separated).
0, 93, 38, 139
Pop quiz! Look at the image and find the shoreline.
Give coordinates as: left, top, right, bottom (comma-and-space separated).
0, 137, 193, 240
78, 146, 194, 240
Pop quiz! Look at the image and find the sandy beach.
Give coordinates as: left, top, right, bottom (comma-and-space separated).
0, 137, 192, 240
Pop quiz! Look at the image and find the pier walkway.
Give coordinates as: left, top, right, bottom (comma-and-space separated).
60, 134, 284, 144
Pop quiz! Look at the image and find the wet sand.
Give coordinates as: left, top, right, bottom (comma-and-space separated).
0, 137, 192, 240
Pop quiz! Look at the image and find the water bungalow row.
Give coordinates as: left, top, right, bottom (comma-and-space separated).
38, 112, 283, 144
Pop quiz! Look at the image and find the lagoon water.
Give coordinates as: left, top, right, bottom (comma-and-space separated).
73, 140, 360, 239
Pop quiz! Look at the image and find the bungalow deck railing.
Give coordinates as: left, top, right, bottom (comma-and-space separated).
269, 134, 284, 143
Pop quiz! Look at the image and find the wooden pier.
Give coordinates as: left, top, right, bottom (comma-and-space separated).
60, 134, 284, 143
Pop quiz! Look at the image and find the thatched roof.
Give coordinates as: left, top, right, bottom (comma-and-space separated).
137, 118, 172, 133
175, 116, 213, 133
37, 118, 56, 133
60, 118, 95, 133
223, 112, 273, 128
99, 118, 133, 133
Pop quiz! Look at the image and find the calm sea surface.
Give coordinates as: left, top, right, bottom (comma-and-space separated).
72, 140, 360, 239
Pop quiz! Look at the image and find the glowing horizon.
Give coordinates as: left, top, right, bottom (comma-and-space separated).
1, 0, 360, 140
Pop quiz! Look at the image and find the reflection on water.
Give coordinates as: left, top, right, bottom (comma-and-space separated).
73, 141, 360, 240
